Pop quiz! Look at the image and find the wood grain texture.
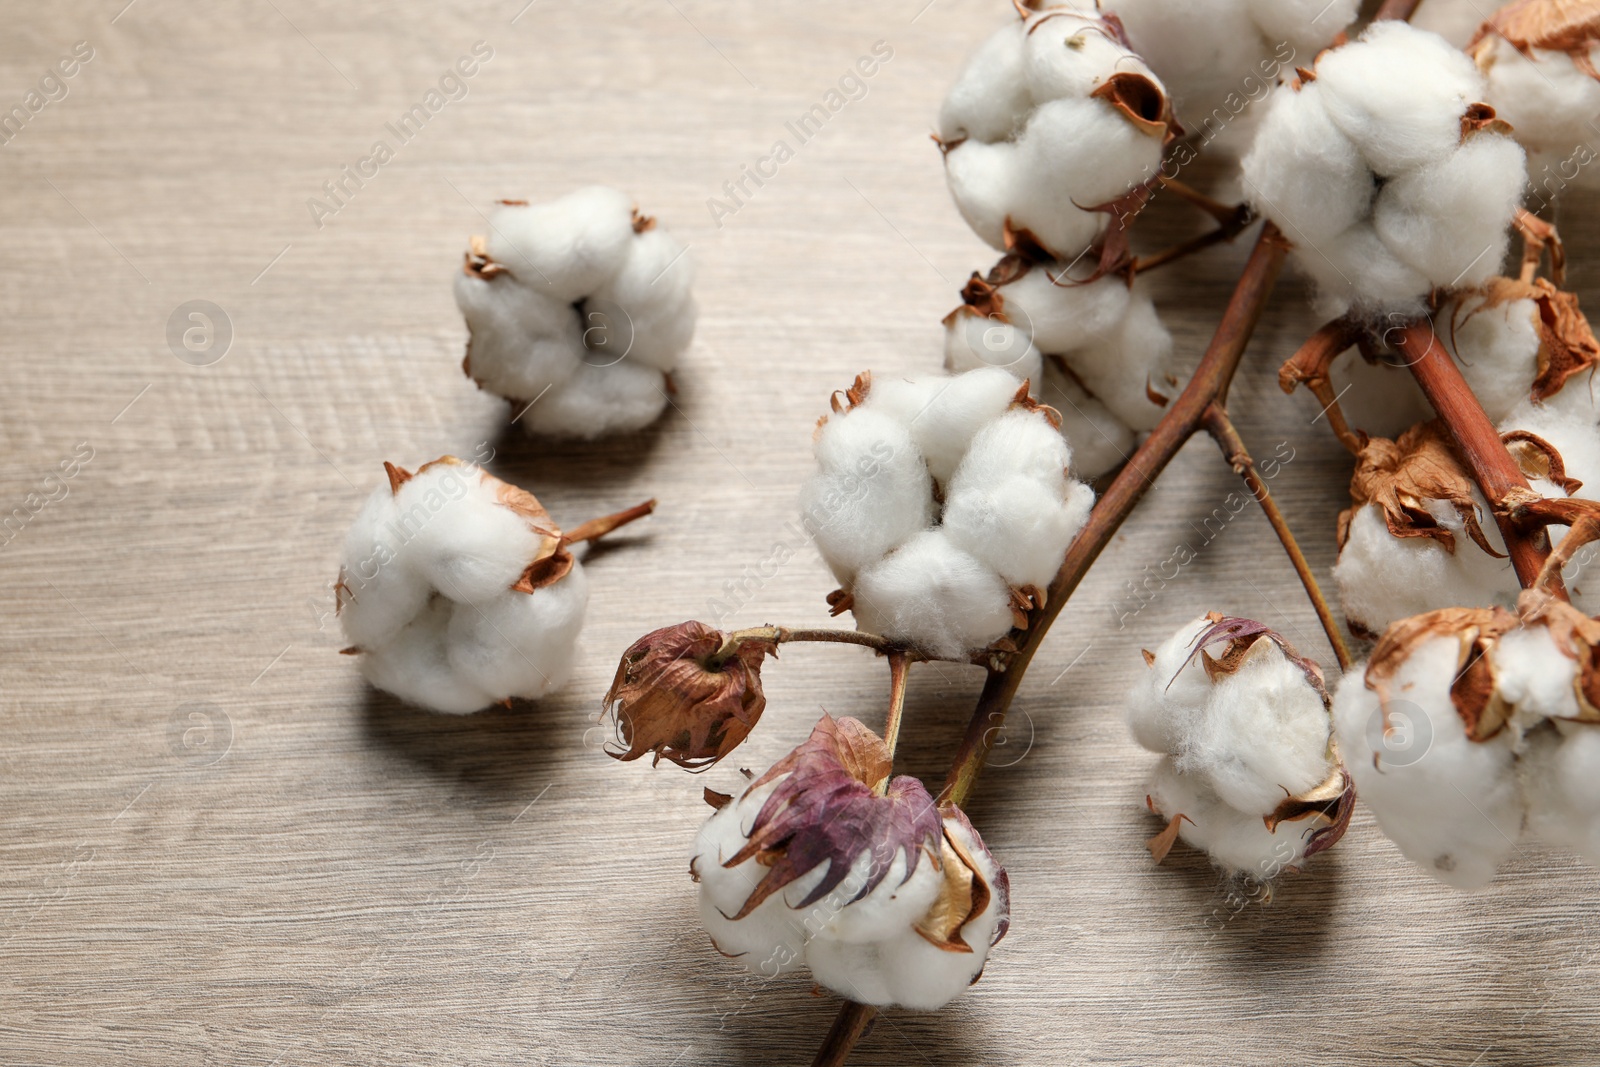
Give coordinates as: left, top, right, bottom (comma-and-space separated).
3, 2, 1600, 1064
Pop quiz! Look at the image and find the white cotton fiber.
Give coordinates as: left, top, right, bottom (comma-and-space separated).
802, 408, 935, 585
1373, 135, 1525, 290
1522, 722, 1600, 869
337, 460, 594, 713
943, 310, 1045, 387
1333, 640, 1523, 889
455, 185, 695, 438
1476, 35, 1600, 158
1147, 758, 1311, 878
1240, 84, 1373, 250
1051, 372, 1136, 480
852, 530, 1017, 660
1411, 0, 1487, 48
1327, 349, 1433, 441
939, 19, 1034, 145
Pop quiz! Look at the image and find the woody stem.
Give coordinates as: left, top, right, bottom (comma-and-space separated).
1202, 403, 1353, 671
882, 652, 911, 765
560, 499, 658, 545
1392, 321, 1565, 597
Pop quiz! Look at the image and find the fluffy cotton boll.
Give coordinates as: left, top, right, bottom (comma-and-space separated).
1411, 0, 1488, 48
360, 598, 499, 715
1240, 83, 1374, 249
1106, 0, 1270, 121
584, 227, 696, 372
1373, 134, 1525, 291
942, 140, 1018, 251
337, 488, 433, 650
454, 271, 584, 400
1009, 96, 1164, 254
1147, 759, 1310, 879
851, 531, 1016, 659
482, 186, 636, 304
1301, 223, 1432, 318
873, 368, 1024, 485
943, 311, 1044, 388
1067, 291, 1174, 432
1022, 11, 1159, 105
393, 466, 541, 605
1334, 502, 1514, 635
1327, 350, 1432, 441
1126, 616, 1214, 755
518, 358, 669, 440
1501, 400, 1600, 491
1001, 264, 1132, 353
1315, 22, 1484, 179
1050, 371, 1136, 480
1491, 625, 1583, 725
1243, 0, 1359, 56
801, 409, 934, 584
938, 19, 1033, 145
1478, 41, 1600, 157
1332, 641, 1524, 889
943, 414, 1094, 589
444, 563, 587, 702
1522, 722, 1600, 868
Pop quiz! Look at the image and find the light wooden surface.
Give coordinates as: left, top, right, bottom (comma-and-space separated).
4, 2, 1600, 1064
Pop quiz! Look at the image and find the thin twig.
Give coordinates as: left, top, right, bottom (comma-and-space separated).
882, 652, 911, 762
1202, 403, 1353, 671
560, 499, 657, 545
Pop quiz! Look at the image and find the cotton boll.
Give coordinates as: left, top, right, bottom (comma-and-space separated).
801, 409, 934, 584
1333, 641, 1524, 889
939, 20, 1033, 144
1126, 616, 1214, 755
520, 358, 669, 439
584, 227, 697, 372
1411, 0, 1488, 48
1049, 371, 1135, 480
946, 406, 1072, 490
1478, 40, 1600, 157
1244, 0, 1359, 56
1315, 21, 1483, 179
1491, 625, 1582, 725
942, 140, 1018, 251
337, 487, 432, 650
482, 186, 636, 303
1107, 0, 1269, 122
851, 531, 1016, 659
1373, 134, 1525, 291
1327, 350, 1432, 440
1241, 83, 1373, 249
1023, 11, 1158, 105
1301, 224, 1432, 319
455, 270, 583, 399
1067, 289, 1175, 431
1444, 293, 1545, 423
943, 311, 1044, 387
444, 562, 588, 702
1334, 502, 1514, 635
1147, 758, 1310, 879
360, 598, 498, 715
1522, 722, 1600, 869
1001, 265, 1132, 353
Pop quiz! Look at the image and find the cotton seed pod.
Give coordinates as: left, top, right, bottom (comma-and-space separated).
800, 369, 1096, 659
336, 458, 652, 713
454, 185, 696, 439
1332, 596, 1600, 888
1241, 21, 1526, 316
938, 5, 1176, 261
603, 621, 775, 769
1441, 277, 1600, 422
1333, 418, 1599, 635
1469, 0, 1600, 161
1129, 614, 1351, 879
690, 715, 1009, 1010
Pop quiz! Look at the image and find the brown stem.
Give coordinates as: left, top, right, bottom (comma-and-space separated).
713, 625, 906, 663
1392, 321, 1564, 595
1202, 404, 1354, 671
811, 1003, 877, 1067
1132, 212, 1253, 275
1278, 317, 1366, 455
881, 652, 911, 762
1373, 0, 1423, 20
1158, 177, 1246, 226
560, 499, 657, 545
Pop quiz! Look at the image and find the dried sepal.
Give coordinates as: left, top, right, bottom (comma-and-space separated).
1339, 421, 1501, 557
1144, 804, 1191, 865
1517, 589, 1600, 721
604, 621, 775, 769
1264, 767, 1356, 861
1089, 71, 1172, 140
725, 715, 942, 918
462, 234, 506, 279
1459, 101, 1513, 141
1471, 0, 1600, 80
1365, 606, 1521, 741
1462, 276, 1600, 403
1181, 613, 1330, 706
916, 805, 1010, 953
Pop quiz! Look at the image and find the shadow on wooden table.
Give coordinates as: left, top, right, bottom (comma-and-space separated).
358, 688, 559, 796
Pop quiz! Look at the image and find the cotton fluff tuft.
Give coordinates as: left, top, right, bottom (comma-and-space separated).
943, 255, 1176, 478
938, 6, 1172, 260
1241, 22, 1526, 316
1129, 615, 1342, 878
453, 186, 696, 438
801, 369, 1094, 658
336, 459, 591, 713
1469, 13, 1600, 166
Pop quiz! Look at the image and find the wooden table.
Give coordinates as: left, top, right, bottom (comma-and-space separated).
4, 2, 1598, 1063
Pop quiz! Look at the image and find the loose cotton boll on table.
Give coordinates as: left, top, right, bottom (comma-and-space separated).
453, 185, 696, 438
937, 5, 1175, 261
1128, 614, 1349, 879
800, 368, 1095, 659
1240, 21, 1526, 317
336, 457, 652, 713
